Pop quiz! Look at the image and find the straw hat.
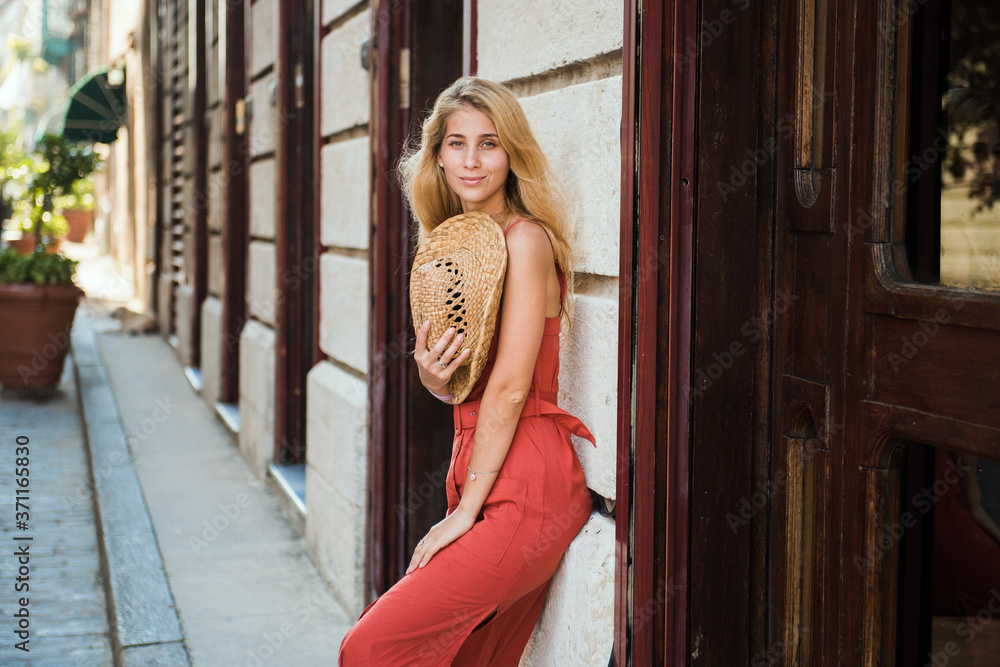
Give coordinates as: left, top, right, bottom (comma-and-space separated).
410, 211, 508, 404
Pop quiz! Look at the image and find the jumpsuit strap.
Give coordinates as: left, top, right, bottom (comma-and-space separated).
454, 392, 596, 446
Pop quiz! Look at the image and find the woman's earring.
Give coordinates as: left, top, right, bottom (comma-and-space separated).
438, 162, 444, 168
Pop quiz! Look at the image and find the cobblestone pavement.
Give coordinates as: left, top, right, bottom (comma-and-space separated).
0, 361, 114, 666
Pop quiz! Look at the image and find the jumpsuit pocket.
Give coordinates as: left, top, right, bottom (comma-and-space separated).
456, 478, 528, 566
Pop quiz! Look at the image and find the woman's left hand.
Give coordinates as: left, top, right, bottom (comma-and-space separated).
407, 508, 477, 574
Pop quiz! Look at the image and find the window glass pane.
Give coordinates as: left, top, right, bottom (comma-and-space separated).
902, 1, 1000, 289
941, 3, 1000, 289
894, 443, 1000, 665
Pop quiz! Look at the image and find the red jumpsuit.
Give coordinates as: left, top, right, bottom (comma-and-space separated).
339, 220, 595, 666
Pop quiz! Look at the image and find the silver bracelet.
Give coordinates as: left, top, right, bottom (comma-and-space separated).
428, 388, 452, 402
468, 466, 500, 481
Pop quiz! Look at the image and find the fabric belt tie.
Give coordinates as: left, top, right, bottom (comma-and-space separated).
453, 390, 596, 446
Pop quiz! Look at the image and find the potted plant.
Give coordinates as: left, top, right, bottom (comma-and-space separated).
56, 175, 95, 243
6, 135, 102, 254
0, 135, 101, 389
0, 247, 82, 388
0, 127, 31, 249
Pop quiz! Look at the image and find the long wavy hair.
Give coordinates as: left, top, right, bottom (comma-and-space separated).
398, 76, 576, 325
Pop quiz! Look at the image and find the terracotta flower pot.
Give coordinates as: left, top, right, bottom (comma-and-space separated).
63, 209, 93, 243
6, 237, 61, 255
0, 283, 83, 389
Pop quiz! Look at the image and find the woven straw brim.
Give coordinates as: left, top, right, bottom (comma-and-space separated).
410, 211, 507, 404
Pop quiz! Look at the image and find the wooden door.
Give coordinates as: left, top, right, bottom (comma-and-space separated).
273, 0, 316, 465
218, 0, 249, 405
370, 0, 467, 597
771, 0, 1000, 664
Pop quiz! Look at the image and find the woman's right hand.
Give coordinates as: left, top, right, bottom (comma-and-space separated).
414, 320, 471, 396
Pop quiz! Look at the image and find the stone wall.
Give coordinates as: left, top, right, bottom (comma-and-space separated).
306, 1, 372, 620
237, 0, 279, 474
200, 0, 223, 408
478, 1, 622, 662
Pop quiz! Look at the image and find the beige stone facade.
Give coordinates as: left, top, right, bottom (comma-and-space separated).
103, 0, 621, 663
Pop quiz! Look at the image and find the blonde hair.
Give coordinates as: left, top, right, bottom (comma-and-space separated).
398, 76, 575, 324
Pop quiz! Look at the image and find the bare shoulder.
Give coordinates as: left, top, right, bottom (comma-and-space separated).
504, 220, 555, 269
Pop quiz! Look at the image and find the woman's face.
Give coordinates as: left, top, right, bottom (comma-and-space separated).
438, 105, 510, 218
972, 119, 1000, 205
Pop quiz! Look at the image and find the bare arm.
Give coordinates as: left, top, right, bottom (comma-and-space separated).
958, 454, 1000, 546
454, 221, 554, 519
406, 221, 555, 572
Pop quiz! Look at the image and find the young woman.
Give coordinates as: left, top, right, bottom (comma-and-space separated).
338, 76, 595, 666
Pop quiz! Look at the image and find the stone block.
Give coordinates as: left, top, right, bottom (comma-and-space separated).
305, 360, 368, 503
477, 0, 623, 82
207, 170, 224, 233
560, 293, 618, 500
157, 274, 172, 341
248, 241, 277, 326
239, 321, 276, 477
319, 253, 369, 374
520, 77, 622, 277
103, 530, 185, 648
122, 641, 191, 667
250, 158, 276, 239
207, 42, 219, 108
174, 283, 194, 366
207, 103, 221, 170
250, 0, 276, 77
320, 11, 371, 136
200, 297, 223, 405
521, 513, 614, 666
249, 72, 277, 158
322, 0, 363, 26
320, 137, 370, 249
207, 234, 223, 297
306, 460, 366, 619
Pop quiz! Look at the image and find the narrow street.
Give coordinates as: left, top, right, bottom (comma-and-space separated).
0, 354, 114, 665
2, 240, 350, 666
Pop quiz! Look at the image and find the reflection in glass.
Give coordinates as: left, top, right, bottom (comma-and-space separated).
895, 443, 1000, 666
939, 3, 1000, 289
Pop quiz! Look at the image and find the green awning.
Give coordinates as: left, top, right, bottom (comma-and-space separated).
58, 65, 127, 144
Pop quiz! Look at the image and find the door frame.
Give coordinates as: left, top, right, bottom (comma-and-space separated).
274, 0, 316, 464
616, 0, 697, 663
219, 0, 249, 404
369, 0, 411, 597
189, 0, 208, 370
368, 0, 471, 600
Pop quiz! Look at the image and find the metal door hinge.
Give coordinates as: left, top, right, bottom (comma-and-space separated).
294, 63, 305, 109
235, 98, 246, 135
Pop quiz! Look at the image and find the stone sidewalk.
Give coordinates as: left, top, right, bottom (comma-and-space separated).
78, 303, 351, 665
3, 238, 350, 665
0, 360, 114, 666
